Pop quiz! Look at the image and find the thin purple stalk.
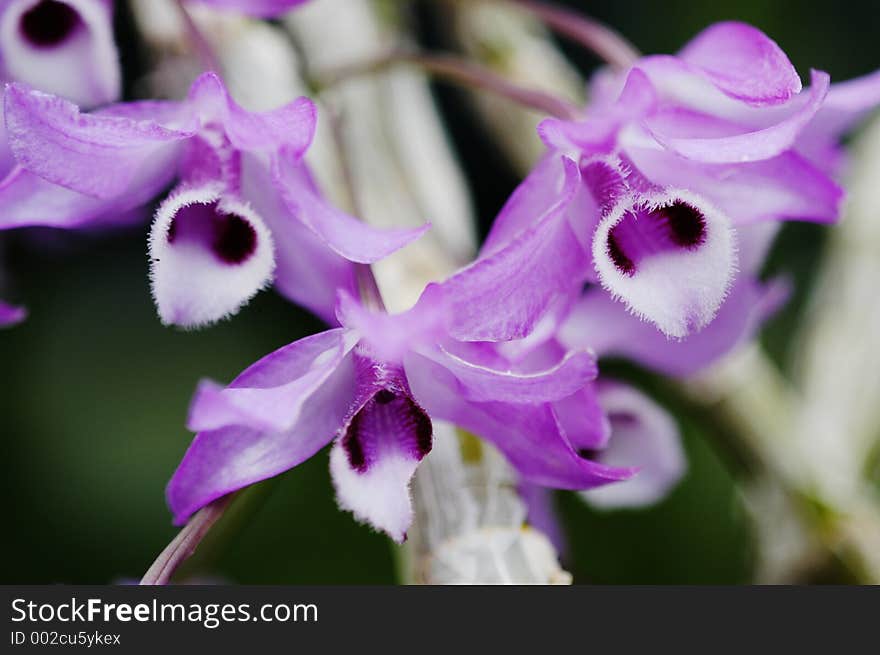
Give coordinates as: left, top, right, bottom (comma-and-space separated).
140, 494, 234, 585
511, 0, 640, 70
319, 52, 581, 121
174, 0, 223, 74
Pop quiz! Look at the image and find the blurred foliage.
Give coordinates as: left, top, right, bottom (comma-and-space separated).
2, 0, 878, 583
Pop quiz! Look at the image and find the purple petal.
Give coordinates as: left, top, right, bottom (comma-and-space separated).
0, 300, 26, 326
520, 484, 568, 558
580, 383, 686, 509
337, 284, 447, 363
148, 183, 275, 327
482, 153, 568, 254
647, 69, 830, 164
167, 330, 357, 525
421, 344, 598, 404
239, 153, 356, 325
623, 142, 843, 226
186, 0, 310, 18
678, 21, 801, 106
188, 328, 356, 432
536, 68, 657, 152
592, 188, 736, 338
559, 277, 790, 377
0, 157, 180, 230
187, 73, 315, 157
0, 0, 120, 108
405, 352, 634, 490
272, 150, 428, 264
551, 383, 611, 452
441, 157, 589, 342
798, 69, 880, 169
4, 83, 192, 199
330, 362, 433, 543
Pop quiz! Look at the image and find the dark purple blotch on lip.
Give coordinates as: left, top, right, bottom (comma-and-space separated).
213, 213, 257, 264
342, 389, 433, 474
607, 232, 635, 276
20, 1, 81, 48
659, 201, 707, 248
167, 202, 257, 265
607, 201, 707, 276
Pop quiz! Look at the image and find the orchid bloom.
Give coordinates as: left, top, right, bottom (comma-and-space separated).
167, 273, 640, 542
522, 380, 686, 557
489, 299, 688, 511
0, 299, 26, 326
484, 21, 880, 339
186, 0, 311, 17
0, 73, 425, 326
0, 0, 120, 108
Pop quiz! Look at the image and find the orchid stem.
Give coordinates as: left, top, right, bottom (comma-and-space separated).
140, 493, 235, 585
504, 0, 640, 69
317, 51, 581, 120
173, 0, 223, 74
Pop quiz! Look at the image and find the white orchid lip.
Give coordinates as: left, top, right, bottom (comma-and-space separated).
331, 379, 434, 544
149, 184, 275, 328
0, 0, 121, 107
592, 188, 736, 338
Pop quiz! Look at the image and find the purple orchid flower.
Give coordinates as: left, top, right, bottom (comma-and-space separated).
484, 21, 880, 339
488, 298, 688, 512
167, 281, 637, 542
0, 72, 426, 326
186, 0, 311, 17
577, 382, 685, 509
0, 0, 120, 108
0, 299, 26, 326
522, 380, 686, 556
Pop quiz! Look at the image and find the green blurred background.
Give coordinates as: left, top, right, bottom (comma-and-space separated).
1, 0, 877, 584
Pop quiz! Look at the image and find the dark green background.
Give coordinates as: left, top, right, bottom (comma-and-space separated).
1, 0, 875, 584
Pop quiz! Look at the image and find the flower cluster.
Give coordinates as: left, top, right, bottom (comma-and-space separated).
1, 12, 876, 544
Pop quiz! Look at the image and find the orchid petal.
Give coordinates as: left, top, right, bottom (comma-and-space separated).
482, 153, 571, 254
559, 277, 790, 377
187, 328, 356, 432
187, 73, 315, 156
186, 0, 309, 17
4, 83, 192, 199
798, 69, 880, 169
0, 160, 176, 230
678, 21, 801, 106
405, 352, 634, 490
551, 384, 611, 452
580, 384, 686, 509
148, 184, 275, 327
623, 140, 843, 226
239, 153, 356, 325
647, 70, 830, 164
0, 300, 26, 326
337, 284, 447, 362
422, 344, 597, 404
0, 0, 120, 108
441, 157, 589, 342
537, 68, 657, 152
520, 484, 568, 557
273, 151, 428, 264
167, 331, 357, 525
